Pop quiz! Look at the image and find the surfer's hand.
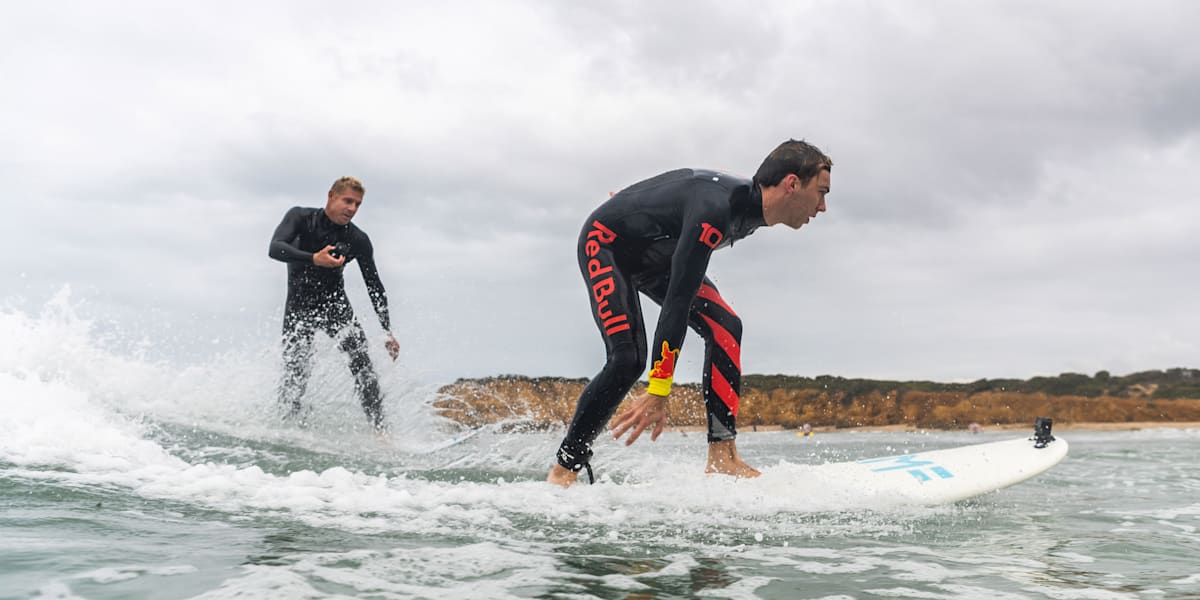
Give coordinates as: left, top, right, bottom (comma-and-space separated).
384, 333, 399, 361
611, 392, 668, 446
312, 245, 346, 268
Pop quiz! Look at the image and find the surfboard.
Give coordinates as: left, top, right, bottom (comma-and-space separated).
415, 426, 484, 455
812, 434, 1068, 505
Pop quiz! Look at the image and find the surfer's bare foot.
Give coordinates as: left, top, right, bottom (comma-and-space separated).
546, 464, 579, 488
705, 440, 761, 479
372, 428, 392, 445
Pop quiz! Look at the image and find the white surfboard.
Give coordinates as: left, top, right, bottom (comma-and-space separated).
812, 435, 1068, 505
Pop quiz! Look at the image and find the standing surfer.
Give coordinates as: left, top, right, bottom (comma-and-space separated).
549, 140, 833, 487
268, 176, 399, 430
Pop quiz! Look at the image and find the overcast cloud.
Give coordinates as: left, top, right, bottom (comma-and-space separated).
3, 0, 1197, 384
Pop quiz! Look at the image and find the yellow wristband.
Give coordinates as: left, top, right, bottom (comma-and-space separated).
646, 376, 672, 397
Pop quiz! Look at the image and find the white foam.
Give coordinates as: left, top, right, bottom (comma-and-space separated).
188, 566, 340, 600
192, 543, 565, 600
0, 369, 931, 546
863, 587, 947, 599
934, 584, 1033, 600
30, 583, 88, 600
1017, 585, 1140, 599
77, 568, 139, 584
0, 290, 462, 460
1, 294, 966, 576
1053, 552, 1097, 564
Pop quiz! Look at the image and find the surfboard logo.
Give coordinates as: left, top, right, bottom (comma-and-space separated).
860, 454, 955, 482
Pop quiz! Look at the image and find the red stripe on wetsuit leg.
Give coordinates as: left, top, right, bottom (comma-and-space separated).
696, 283, 738, 318
700, 314, 741, 372
710, 363, 739, 416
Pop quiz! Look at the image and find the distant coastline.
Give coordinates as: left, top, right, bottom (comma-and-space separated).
432, 369, 1200, 430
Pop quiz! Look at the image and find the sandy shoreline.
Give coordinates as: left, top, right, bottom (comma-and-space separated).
680, 421, 1200, 434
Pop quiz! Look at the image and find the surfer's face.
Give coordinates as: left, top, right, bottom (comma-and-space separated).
778, 168, 830, 229
325, 189, 364, 225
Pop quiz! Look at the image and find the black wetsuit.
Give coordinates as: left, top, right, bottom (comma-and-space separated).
268, 207, 391, 428
557, 168, 766, 472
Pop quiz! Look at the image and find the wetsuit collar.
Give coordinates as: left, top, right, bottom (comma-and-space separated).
317, 208, 349, 231
730, 184, 766, 241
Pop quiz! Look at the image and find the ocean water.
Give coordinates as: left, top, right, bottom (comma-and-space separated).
3, 299, 1199, 600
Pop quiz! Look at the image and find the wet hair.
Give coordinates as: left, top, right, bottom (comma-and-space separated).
752, 139, 832, 188
330, 176, 365, 195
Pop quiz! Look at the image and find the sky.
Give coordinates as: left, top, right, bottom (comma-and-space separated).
2, 1, 1198, 385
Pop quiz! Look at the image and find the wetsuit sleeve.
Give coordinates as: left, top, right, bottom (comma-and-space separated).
356, 235, 392, 331
646, 201, 729, 397
268, 207, 313, 264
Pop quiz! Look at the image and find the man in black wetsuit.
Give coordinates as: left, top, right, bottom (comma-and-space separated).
548, 140, 833, 487
268, 176, 399, 430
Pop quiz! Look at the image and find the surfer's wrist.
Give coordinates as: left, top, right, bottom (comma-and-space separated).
646, 377, 672, 397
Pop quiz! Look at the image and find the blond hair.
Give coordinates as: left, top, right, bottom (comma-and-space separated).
330, 176, 365, 195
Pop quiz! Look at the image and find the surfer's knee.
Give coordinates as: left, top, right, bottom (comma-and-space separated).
344, 333, 377, 379
604, 346, 645, 387
338, 325, 370, 353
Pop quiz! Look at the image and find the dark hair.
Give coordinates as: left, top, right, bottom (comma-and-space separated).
752, 139, 832, 188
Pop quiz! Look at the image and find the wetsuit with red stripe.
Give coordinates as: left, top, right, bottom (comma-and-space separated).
557, 168, 765, 472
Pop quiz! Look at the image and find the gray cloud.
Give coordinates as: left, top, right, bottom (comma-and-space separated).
3, 0, 1197, 384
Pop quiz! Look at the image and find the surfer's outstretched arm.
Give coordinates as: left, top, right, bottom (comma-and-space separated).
354, 236, 399, 361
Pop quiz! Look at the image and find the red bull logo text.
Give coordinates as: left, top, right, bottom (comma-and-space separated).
585, 220, 629, 336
